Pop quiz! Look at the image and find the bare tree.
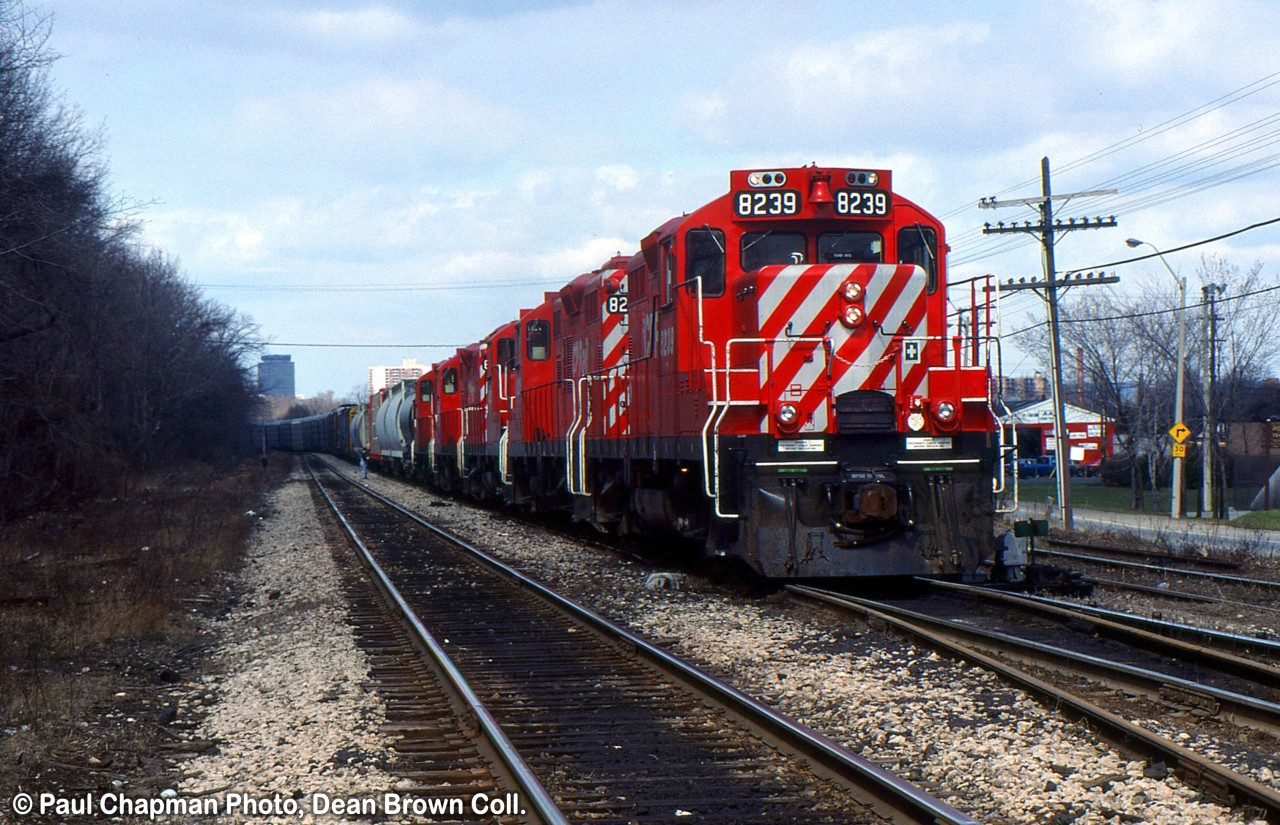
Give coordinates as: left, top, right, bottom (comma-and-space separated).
1, 2, 263, 518
1018, 251, 1278, 511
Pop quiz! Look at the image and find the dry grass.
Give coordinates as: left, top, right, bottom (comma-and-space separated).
0, 456, 291, 792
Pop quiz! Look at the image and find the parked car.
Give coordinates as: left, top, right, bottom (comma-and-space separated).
1016, 456, 1056, 478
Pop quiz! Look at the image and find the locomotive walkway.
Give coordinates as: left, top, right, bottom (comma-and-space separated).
1014, 503, 1280, 557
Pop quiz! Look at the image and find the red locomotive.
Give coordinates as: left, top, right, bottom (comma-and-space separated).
279, 165, 1005, 579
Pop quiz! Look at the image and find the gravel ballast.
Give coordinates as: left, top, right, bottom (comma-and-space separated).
171, 462, 1271, 824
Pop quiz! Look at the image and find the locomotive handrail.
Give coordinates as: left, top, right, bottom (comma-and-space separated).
559, 378, 583, 496
703, 334, 831, 519
568, 362, 632, 498
566, 376, 592, 496
456, 408, 466, 475
981, 276, 1020, 513
498, 428, 511, 486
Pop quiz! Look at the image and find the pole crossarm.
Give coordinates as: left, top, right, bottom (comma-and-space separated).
978, 189, 1117, 209
982, 216, 1118, 235
999, 272, 1119, 294
979, 158, 1120, 531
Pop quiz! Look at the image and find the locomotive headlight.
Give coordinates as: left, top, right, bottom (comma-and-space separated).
748, 170, 787, 187
839, 304, 866, 328
841, 280, 864, 302
775, 403, 801, 429
934, 401, 957, 423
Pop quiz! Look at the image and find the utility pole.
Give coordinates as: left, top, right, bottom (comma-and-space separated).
980, 157, 1118, 531
1126, 239, 1187, 520
1201, 283, 1226, 518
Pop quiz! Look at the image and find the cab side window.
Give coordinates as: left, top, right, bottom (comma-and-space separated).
898, 225, 938, 293
442, 368, 458, 395
526, 320, 550, 361
661, 239, 677, 306
685, 228, 725, 296
420, 380, 433, 402
496, 336, 516, 369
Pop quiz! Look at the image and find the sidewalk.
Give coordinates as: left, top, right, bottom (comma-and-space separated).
1012, 502, 1280, 558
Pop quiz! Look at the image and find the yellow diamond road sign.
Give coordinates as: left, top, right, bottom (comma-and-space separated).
1169, 422, 1191, 444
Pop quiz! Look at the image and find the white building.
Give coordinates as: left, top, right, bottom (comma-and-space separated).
368, 358, 426, 394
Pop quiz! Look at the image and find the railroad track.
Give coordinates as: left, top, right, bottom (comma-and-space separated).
787, 583, 1280, 820
902, 581, 1280, 732
305, 458, 978, 824
1044, 536, 1242, 571
1035, 545, 1280, 592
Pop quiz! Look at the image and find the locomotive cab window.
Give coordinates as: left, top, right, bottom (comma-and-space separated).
741, 232, 806, 271
818, 231, 882, 264
660, 239, 678, 307
442, 368, 458, 395
898, 225, 938, 293
526, 319, 550, 361
420, 380, 433, 402
685, 227, 725, 296
496, 336, 516, 369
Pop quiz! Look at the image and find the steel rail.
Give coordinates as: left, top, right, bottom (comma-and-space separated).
316, 457, 980, 825
1045, 537, 1240, 570
1036, 547, 1280, 590
924, 579, 1280, 686
811, 587, 1280, 735
1082, 574, 1280, 614
788, 584, 1280, 820
305, 460, 570, 825
967, 584, 1280, 659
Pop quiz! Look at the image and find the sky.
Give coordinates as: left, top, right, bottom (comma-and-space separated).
35, 0, 1280, 398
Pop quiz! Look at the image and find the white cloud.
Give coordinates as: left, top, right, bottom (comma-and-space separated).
41, 0, 1280, 394
293, 7, 424, 45
594, 164, 639, 191
233, 77, 521, 163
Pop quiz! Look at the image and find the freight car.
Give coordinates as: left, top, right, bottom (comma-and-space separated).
253, 404, 358, 456
271, 165, 1013, 581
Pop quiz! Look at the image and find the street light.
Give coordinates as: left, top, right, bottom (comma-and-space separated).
1127, 238, 1187, 519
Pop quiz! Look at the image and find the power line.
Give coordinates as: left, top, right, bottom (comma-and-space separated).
267, 342, 464, 349
945, 70, 1280, 268
1002, 279, 1280, 338
1063, 214, 1280, 275
939, 69, 1280, 221
207, 277, 568, 293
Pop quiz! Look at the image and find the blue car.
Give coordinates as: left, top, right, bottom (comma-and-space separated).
1015, 456, 1056, 478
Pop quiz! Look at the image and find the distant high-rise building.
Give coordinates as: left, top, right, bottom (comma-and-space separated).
257, 354, 296, 397
368, 358, 426, 394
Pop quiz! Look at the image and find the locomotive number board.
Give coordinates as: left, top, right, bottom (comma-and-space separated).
734, 189, 801, 217
834, 189, 891, 217
733, 189, 893, 217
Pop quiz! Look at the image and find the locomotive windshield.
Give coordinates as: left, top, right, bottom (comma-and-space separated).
818, 232, 882, 264
741, 232, 805, 270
